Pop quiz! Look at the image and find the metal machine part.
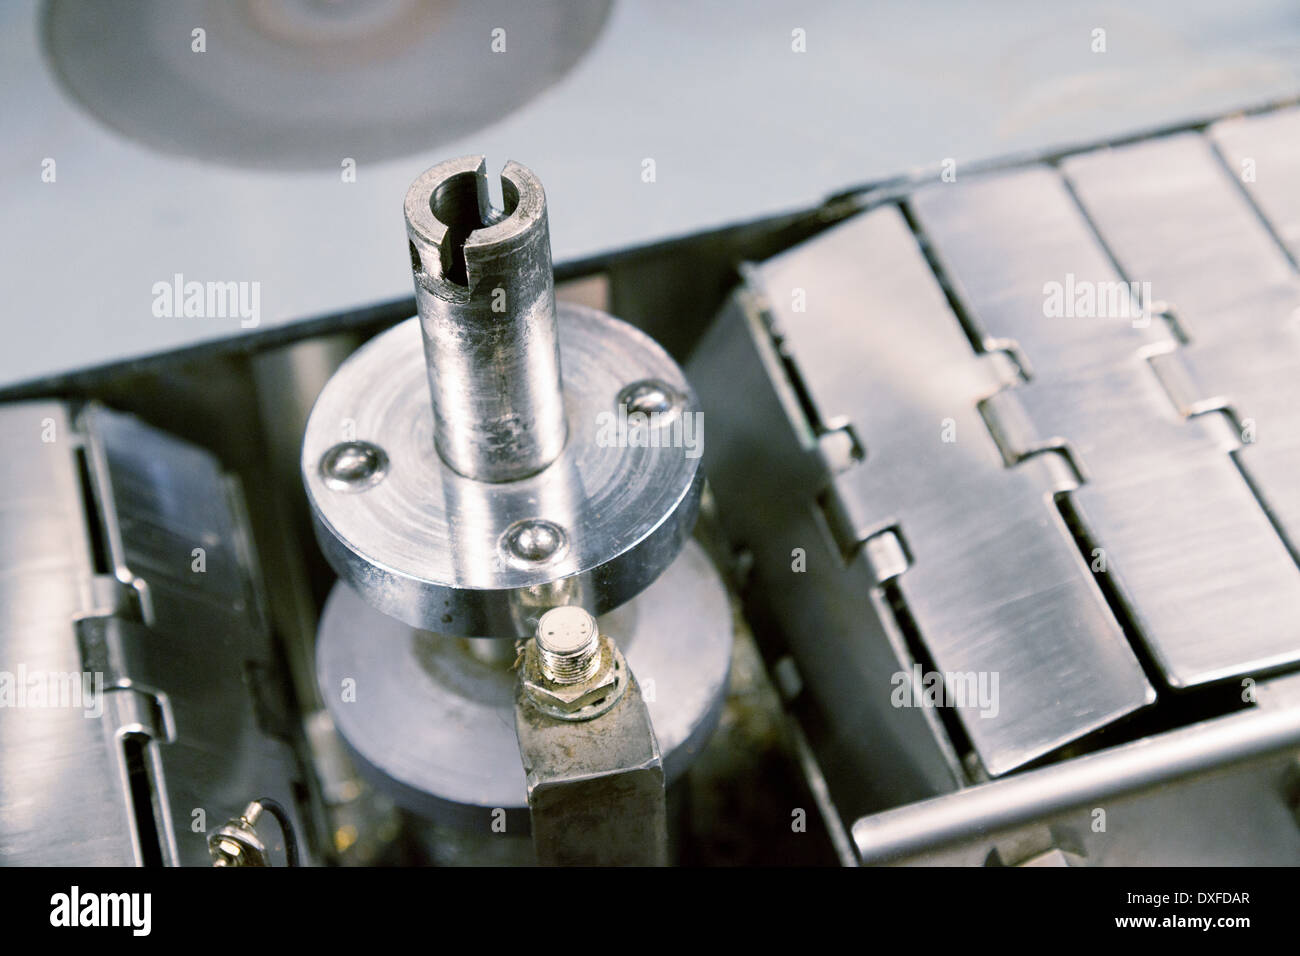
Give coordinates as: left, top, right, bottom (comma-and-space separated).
520, 607, 628, 720
727, 205, 1156, 779
208, 798, 300, 867
852, 674, 1300, 865
306, 157, 728, 863
208, 804, 272, 868
911, 163, 1300, 689
405, 156, 567, 483
303, 157, 703, 636
0, 401, 308, 865
1063, 127, 1300, 570
690, 102, 1300, 861
13, 71, 1300, 870
315, 539, 731, 829
515, 607, 668, 867
532, 607, 605, 686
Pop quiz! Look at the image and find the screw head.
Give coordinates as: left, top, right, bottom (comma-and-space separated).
619, 379, 679, 418
321, 441, 388, 492
501, 518, 567, 566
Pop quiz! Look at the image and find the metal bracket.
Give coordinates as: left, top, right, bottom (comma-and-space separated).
514, 626, 668, 866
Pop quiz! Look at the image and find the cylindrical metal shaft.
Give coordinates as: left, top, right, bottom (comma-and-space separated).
404, 156, 567, 482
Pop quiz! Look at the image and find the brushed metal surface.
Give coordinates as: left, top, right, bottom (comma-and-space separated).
0, 402, 306, 865
1211, 105, 1300, 260
80, 405, 306, 866
694, 113, 1300, 851
911, 165, 1300, 687
1065, 133, 1300, 591
0, 402, 139, 865
690, 294, 968, 816
302, 306, 703, 637
725, 206, 1155, 777
405, 157, 568, 482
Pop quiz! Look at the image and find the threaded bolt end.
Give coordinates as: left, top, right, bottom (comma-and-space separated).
535, 606, 601, 684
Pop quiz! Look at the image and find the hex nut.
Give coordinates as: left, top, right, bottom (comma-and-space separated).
208, 824, 268, 867
522, 635, 627, 721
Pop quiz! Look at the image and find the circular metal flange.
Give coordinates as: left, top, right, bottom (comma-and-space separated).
303, 304, 703, 637
315, 540, 733, 828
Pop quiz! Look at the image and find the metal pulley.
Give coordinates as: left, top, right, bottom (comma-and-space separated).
302, 156, 703, 638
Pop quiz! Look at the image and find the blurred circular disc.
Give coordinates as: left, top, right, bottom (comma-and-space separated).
43, 0, 611, 169
316, 539, 733, 828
